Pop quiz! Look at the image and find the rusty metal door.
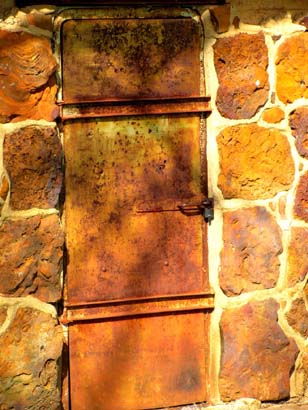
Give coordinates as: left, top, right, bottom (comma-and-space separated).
61, 14, 213, 410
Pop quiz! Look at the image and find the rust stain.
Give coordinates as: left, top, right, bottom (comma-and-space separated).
62, 18, 201, 102
69, 312, 208, 410
63, 14, 211, 410
64, 114, 210, 408
65, 115, 206, 304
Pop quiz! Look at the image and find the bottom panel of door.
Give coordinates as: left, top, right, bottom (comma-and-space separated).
69, 311, 209, 410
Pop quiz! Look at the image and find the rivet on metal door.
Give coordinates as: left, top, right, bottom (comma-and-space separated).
60, 12, 214, 410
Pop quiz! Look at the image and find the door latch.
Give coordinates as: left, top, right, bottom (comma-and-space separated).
177, 198, 214, 223
136, 198, 214, 223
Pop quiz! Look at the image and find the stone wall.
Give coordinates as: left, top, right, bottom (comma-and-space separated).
0, 3, 64, 409
206, 1, 308, 405
1, 0, 308, 409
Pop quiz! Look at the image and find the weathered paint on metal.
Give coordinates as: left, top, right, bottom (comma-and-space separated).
65, 115, 207, 305
62, 18, 202, 103
69, 312, 208, 410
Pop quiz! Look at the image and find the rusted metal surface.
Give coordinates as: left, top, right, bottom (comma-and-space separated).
63, 12, 212, 410
65, 115, 208, 304
69, 312, 209, 410
62, 18, 202, 103
62, 293, 214, 323
60, 97, 211, 120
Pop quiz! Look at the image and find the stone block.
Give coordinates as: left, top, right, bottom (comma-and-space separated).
286, 298, 308, 338
262, 106, 285, 123
24, 12, 53, 31
0, 30, 59, 122
230, 0, 308, 26
4, 125, 62, 210
217, 124, 295, 199
0, 173, 9, 201
219, 299, 299, 402
220, 207, 282, 296
286, 227, 308, 286
209, 5, 231, 33
289, 107, 308, 158
213, 33, 269, 119
294, 173, 308, 223
276, 33, 308, 104
0, 307, 62, 410
0, 214, 64, 302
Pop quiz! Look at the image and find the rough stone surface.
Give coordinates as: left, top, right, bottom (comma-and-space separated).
0, 214, 64, 302
294, 173, 308, 223
24, 12, 53, 32
0, 30, 59, 122
0, 173, 9, 201
230, 0, 306, 25
286, 298, 308, 338
0, 307, 7, 326
219, 299, 299, 402
0, 173, 9, 215
219, 207, 282, 296
214, 33, 269, 119
209, 5, 231, 33
294, 348, 308, 400
289, 107, 308, 158
262, 107, 285, 123
286, 227, 308, 287
4, 125, 62, 210
0, 307, 63, 410
276, 33, 308, 104
217, 124, 295, 199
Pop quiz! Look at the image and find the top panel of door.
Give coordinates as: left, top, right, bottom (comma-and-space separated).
61, 18, 204, 103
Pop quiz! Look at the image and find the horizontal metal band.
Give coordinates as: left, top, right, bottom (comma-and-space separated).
59, 97, 211, 120
62, 292, 214, 323
18, 0, 225, 5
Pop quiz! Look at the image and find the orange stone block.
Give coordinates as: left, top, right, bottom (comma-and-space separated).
220, 207, 282, 296
3, 126, 62, 210
220, 299, 299, 402
286, 298, 308, 338
294, 173, 308, 222
286, 227, 308, 286
262, 106, 285, 123
289, 107, 308, 158
214, 33, 269, 119
0, 215, 64, 302
217, 124, 295, 199
276, 33, 308, 104
0, 173, 9, 201
0, 307, 62, 408
209, 5, 231, 33
0, 30, 58, 122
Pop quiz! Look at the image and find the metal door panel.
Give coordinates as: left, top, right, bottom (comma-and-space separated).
62, 18, 202, 103
69, 312, 208, 410
65, 115, 207, 305
62, 12, 213, 410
